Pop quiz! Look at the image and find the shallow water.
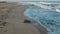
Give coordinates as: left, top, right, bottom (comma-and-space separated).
20, 2, 60, 34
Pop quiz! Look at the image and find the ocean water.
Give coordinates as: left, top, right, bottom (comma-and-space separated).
21, 2, 60, 34
6, 0, 60, 2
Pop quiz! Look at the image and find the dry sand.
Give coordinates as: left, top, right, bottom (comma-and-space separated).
0, 2, 40, 34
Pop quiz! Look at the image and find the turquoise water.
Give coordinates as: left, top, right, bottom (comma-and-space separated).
22, 3, 60, 34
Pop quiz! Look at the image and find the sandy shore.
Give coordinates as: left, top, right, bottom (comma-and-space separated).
0, 2, 40, 34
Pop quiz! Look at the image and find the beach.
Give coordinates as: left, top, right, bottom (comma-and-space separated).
0, 2, 40, 34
